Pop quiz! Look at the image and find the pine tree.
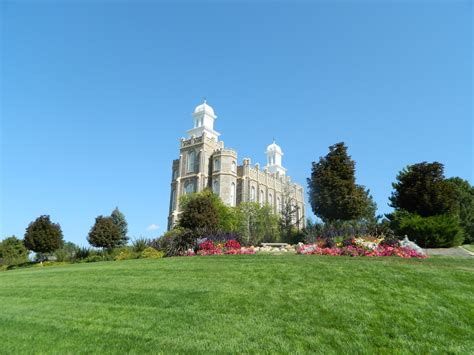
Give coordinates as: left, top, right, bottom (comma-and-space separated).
111, 207, 128, 246
307, 142, 376, 222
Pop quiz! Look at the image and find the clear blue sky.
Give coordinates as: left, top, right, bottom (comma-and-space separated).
1, 1, 472, 246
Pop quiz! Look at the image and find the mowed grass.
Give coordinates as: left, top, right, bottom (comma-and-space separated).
1, 256, 473, 353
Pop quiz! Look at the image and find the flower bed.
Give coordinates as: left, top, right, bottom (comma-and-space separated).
296, 242, 426, 258
180, 237, 426, 259
183, 239, 256, 256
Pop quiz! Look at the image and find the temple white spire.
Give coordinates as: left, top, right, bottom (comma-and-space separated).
265, 140, 287, 176
187, 99, 220, 141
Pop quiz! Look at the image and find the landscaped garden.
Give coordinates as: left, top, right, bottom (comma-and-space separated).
1, 255, 473, 353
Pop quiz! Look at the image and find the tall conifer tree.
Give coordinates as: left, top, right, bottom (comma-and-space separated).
307, 142, 376, 222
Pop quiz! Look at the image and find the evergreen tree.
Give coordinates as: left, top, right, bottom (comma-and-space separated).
24, 215, 64, 256
88, 216, 122, 250
447, 177, 474, 243
307, 142, 376, 222
111, 207, 128, 245
389, 162, 457, 217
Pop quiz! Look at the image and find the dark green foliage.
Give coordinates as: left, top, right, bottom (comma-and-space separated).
111, 207, 129, 246
87, 216, 122, 250
447, 177, 474, 243
179, 190, 220, 231
154, 227, 195, 257
54, 242, 80, 262
390, 162, 457, 217
0, 236, 29, 265
75, 247, 92, 260
391, 211, 464, 248
24, 215, 64, 254
132, 237, 149, 253
307, 142, 376, 223
281, 230, 305, 244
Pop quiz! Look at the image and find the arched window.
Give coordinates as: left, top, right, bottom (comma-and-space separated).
251, 186, 256, 202
214, 158, 220, 171
231, 161, 236, 173
269, 193, 273, 207
230, 182, 236, 207
260, 190, 264, 206
213, 178, 219, 194
277, 197, 281, 213
187, 151, 195, 173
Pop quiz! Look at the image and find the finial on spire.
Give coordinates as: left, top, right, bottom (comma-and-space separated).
203, 97, 207, 104
273, 137, 276, 144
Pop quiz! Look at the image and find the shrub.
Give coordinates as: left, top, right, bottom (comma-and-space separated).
83, 255, 104, 263
141, 247, 164, 259
75, 247, 92, 260
0, 236, 29, 266
114, 247, 139, 261
392, 212, 463, 248
152, 227, 196, 257
132, 238, 149, 253
54, 242, 80, 262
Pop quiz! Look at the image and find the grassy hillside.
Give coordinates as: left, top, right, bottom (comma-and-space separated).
1, 255, 473, 353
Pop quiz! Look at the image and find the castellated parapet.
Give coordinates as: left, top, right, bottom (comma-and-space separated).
167, 101, 305, 230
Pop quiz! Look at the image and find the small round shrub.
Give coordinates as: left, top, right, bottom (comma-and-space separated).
141, 247, 164, 259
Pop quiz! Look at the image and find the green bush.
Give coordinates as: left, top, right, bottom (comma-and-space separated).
54, 242, 80, 262
75, 247, 92, 260
83, 255, 104, 263
141, 247, 164, 259
0, 236, 29, 266
132, 238, 149, 253
113, 247, 139, 261
152, 227, 195, 257
392, 212, 464, 248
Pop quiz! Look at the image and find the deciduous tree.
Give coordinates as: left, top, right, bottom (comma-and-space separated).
389, 162, 457, 217
24, 215, 64, 256
88, 216, 122, 250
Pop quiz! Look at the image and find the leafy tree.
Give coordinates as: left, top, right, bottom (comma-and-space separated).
447, 177, 474, 243
307, 142, 376, 222
235, 202, 280, 245
389, 162, 457, 217
179, 190, 220, 231
279, 186, 304, 243
24, 215, 64, 257
54, 242, 80, 262
88, 216, 122, 250
111, 207, 128, 246
0, 236, 29, 265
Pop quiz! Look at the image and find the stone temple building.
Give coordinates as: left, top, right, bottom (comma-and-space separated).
167, 101, 305, 230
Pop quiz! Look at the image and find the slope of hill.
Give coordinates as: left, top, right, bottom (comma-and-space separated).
1, 255, 473, 353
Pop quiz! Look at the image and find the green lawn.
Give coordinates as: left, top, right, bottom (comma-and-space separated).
1, 255, 473, 353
